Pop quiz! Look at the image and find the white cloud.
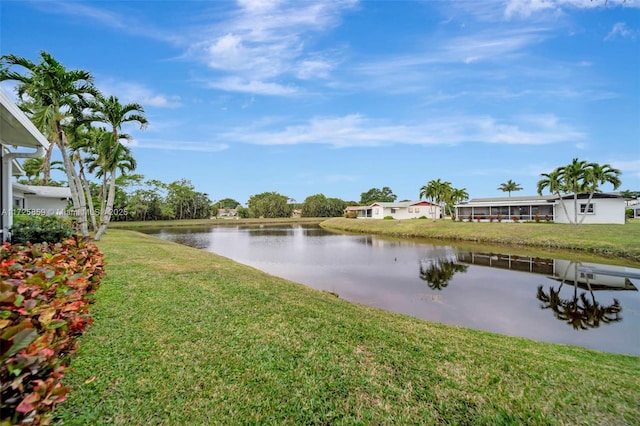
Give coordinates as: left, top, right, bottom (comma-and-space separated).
221, 113, 585, 147
504, 0, 639, 20
99, 80, 182, 108
208, 77, 298, 96
611, 159, 640, 178
606, 22, 639, 41
131, 138, 229, 152
189, 0, 357, 95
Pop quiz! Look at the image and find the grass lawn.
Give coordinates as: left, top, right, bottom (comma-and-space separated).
55, 230, 639, 425
321, 218, 640, 262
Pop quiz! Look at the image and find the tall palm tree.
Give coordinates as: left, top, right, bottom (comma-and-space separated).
578, 163, 622, 225
419, 179, 452, 221
1, 51, 99, 236
85, 95, 146, 240
557, 158, 589, 225
537, 169, 572, 224
497, 179, 522, 197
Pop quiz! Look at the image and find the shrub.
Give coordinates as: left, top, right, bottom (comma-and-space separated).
534, 214, 541, 223
488, 215, 495, 222
625, 208, 634, 219
511, 215, 520, 222
344, 211, 358, 219
545, 214, 552, 222
474, 216, 481, 222
497, 215, 503, 223
419, 216, 428, 220
10, 215, 73, 245
383, 216, 394, 220
0, 237, 104, 425
467, 215, 473, 222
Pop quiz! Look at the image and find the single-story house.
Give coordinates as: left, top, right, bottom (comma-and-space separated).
455, 193, 626, 225
12, 182, 71, 216
346, 201, 441, 220
1, 88, 50, 242
217, 208, 238, 217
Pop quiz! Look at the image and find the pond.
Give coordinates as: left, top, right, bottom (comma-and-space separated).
144, 223, 640, 355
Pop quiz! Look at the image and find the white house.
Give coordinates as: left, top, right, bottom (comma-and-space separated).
12, 182, 71, 216
346, 201, 441, 220
455, 193, 626, 225
1, 88, 50, 242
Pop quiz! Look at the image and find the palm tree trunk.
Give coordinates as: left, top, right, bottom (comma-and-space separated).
555, 192, 572, 225
95, 171, 117, 241
573, 193, 579, 225
578, 191, 596, 225
57, 125, 89, 237
76, 155, 97, 231
41, 143, 55, 185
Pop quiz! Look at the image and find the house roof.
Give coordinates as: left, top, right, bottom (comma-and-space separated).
370, 201, 438, 208
457, 192, 623, 207
12, 182, 71, 199
0, 88, 50, 149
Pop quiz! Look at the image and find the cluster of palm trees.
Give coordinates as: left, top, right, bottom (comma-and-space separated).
0, 51, 147, 240
537, 158, 621, 225
418, 179, 468, 220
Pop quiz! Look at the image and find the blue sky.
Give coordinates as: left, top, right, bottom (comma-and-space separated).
1, 0, 638, 205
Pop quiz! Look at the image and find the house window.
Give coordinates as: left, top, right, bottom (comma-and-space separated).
580, 203, 595, 214
408, 208, 413, 213
374, 208, 379, 215
415, 208, 420, 213
390, 208, 398, 213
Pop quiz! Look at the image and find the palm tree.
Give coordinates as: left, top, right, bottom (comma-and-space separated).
537, 169, 572, 224
497, 179, 522, 197
448, 187, 469, 218
419, 179, 452, 221
85, 95, 146, 240
557, 158, 589, 225
578, 163, 622, 225
1, 51, 99, 236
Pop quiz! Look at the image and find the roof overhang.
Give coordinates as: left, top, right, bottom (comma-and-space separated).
0, 88, 50, 150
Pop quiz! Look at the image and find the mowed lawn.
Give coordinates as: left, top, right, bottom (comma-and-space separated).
55, 230, 640, 425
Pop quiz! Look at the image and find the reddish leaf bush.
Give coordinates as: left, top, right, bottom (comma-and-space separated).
1, 236, 104, 425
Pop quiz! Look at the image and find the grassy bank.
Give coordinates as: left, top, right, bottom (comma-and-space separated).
321, 218, 640, 261
55, 230, 639, 425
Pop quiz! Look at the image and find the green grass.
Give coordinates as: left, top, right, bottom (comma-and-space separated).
55, 230, 639, 425
321, 218, 640, 262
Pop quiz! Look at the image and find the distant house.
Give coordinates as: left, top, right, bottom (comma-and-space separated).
1, 88, 50, 242
455, 193, 626, 224
345, 201, 440, 220
217, 208, 238, 217
12, 182, 71, 216
292, 209, 302, 217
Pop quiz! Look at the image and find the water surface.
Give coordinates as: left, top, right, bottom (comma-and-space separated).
145, 224, 640, 355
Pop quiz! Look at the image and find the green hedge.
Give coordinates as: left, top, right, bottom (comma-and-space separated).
10, 215, 74, 245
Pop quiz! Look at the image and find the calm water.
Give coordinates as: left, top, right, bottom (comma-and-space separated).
145, 224, 640, 355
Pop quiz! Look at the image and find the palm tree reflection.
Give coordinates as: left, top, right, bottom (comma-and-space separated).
537, 261, 622, 330
419, 259, 468, 290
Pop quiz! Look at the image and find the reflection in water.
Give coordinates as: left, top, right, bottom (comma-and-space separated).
537, 261, 623, 331
419, 258, 468, 290
458, 252, 637, 332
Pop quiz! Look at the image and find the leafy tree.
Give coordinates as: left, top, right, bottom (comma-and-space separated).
165, 179, 212, 220
537, 169, 572, 224
497, 179, 522, 197
1, 51, 100, 236
217, 198, 241, 209
247, 192, 292, 218
302, 194, 347, 217
360, 187, 397, 205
